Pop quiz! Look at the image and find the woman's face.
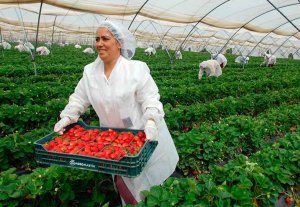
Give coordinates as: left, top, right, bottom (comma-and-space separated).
95, 27, 121, 62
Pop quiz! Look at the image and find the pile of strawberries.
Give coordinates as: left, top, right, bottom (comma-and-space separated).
43, 124, 146, 160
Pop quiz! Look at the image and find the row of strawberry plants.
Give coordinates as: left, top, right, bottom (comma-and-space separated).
1, 47, 297, 78
1, 69, 299, 106
0, 99, 98, 137
165, 86, 300, 130
0, 128, 50, 170
155, 66, 300, 88
0, 166, 118, 207
1, 83, 299, 138
135, 132, 299, 207
174, 102, 300, 175
160, 75, 300, 106
0, 73, 80, 87
0, 82, 75, 105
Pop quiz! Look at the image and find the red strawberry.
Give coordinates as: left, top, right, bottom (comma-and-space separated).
285, 197, 292, 205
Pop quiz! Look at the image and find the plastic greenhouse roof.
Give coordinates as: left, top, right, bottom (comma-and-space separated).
0, 0, 300, 58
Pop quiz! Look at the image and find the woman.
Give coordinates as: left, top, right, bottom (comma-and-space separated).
54, 20, 179, 205
198, 59, 222, 80
211, 53, 227, 69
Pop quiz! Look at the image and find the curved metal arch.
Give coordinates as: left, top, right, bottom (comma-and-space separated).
133, 19, 173, 63
128, 0, 150, 30
182, 27, 220, 53
217, 2, 300, 55
175, 0, 230, 52
267, 0, 300, 32
160, 26, 175, 43
233, 32, 257, 55
34, 0, 44, 57
148, 21, 174, 63
15, 6, 37, 75
271, 32, 298, 56
246, 16, 300, 57
132, 19, 150, 35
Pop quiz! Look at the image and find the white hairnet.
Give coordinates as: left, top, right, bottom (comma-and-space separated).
98, 20, 137, 60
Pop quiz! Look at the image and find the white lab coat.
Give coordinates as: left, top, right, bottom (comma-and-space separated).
14, 44, 31, 53
75, 44, 82, 49
83, 47, 95, 54
144, 47, 156, 56
235, 56, 249, 64
24, 42, 34, 50
60, 55, 179, 202
199, 59, 222, 80
263, 53, 276, 66
175, 51, 182, 59
36, 46, 50, 55
212, 53, 227, 68
0, 41, 11, 49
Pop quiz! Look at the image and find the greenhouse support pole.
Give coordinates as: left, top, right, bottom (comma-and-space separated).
219, 3, 300, 56
51, 16, 57, 45
34, 0, 44, 58
246, 16, 300, 58
0, 27, 3, 58
50, 16, 57, 55
176, 0, 230, 53
271, 33, 297, 56
267, 0, 300, 32
15, 7, 37, 75
149, 21, 173, 65
128, 0, 149, 29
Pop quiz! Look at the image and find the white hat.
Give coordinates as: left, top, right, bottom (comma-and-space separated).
98, 20, 137, 60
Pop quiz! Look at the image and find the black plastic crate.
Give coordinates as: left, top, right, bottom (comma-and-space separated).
34, 121, 158, 177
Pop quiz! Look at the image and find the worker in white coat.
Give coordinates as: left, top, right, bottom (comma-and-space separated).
198, 59, 222, 80
14, 44, 30, 53
0, 41, 11, 49
24, 42, 34, 50
83, 47, 95, 54
36, 46, 50, 55
144, 46, 156, 56
53, 20, 179, 205
175, 50, 182, 59
235, 56, 249, 64
211, 53, 227, 69
75, 44, 82, 49
261, 52, 276, 67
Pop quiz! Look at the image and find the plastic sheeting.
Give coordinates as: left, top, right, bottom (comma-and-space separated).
0, 0, 299, 58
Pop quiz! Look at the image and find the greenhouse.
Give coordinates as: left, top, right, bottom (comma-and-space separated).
0, 0, 299, 206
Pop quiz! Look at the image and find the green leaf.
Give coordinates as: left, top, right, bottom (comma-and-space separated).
240, 176, 253, 188
2, 183, 18, 195
9, 190, 23, 198
231, 185, 251, 200
146, 195, 160, 206
161, 190, 170, 201
59, 183, 75, 202
0, 192, 8, 200
101, 202, 110, 207
149, 186, 163, 199
185, 191, 197, 203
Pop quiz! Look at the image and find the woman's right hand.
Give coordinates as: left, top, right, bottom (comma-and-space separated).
54, 117, 73, 135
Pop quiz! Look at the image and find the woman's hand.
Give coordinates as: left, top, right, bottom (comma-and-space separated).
54, 117, 73, 135
144, 119, 158, 141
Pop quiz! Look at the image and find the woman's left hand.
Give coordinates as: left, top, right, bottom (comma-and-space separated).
144, 120, 158, 141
